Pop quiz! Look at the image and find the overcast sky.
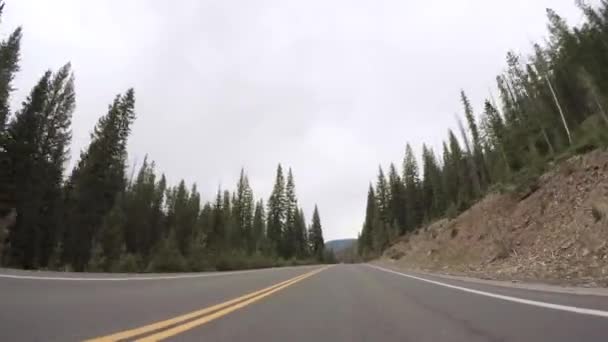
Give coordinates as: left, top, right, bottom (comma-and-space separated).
3, 0, 588, 240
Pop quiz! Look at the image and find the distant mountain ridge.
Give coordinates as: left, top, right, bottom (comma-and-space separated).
325, 239, 356, 253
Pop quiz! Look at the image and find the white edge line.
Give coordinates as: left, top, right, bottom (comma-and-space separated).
367, 264, 608, 319
0, 266, 311, 281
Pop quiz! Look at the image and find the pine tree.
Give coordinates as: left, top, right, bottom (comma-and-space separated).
441, 141, 455, 208
525, 59, 558, 157
322, 248, 337, 264
421, 145, 444, 219
294, 208, 308, 258
123, 157, 157, 256
166, 180, 197, 256
282, 168, 298, 258
359, 185, 377, 255
546, 9, 584, 139
371, 208, 389, 253
387, 163, 406, 234
0, 3, 21, 240
149, 174, 167, 255
358, 3, 608, 257
578, 67, 608, 125
252, 199, 266, 254
547, 9, 572, 51
233, 169, 254, 253
403, 144, 421, 231
63, 89, 135, 271
0, 2, 21, 134
480, 101, 512, 181
6, 65, 75, 268
308, 205, 324, 261
87, 240, 107, 272
5, 71, 51, 268
184, 183, 201, 255
267, 164, 286, 256
146, 232, 187, 272
375, 166, 390, 223
461, 90, 488, 190
448, 130, 471, 209
457, 117, 482, 199
222, 189, 233, 251
97, 194, 126, 271
207, 188, 226, 251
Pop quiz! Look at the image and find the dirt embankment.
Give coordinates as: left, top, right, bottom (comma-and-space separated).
382, 149, 608, 286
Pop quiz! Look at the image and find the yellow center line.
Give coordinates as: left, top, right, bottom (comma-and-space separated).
84, 266, 329, 342
135, 266, 330, 342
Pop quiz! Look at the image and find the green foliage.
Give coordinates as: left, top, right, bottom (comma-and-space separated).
308, 205, 325, 261
98, 196, 127, 269
570, 114, 608, 153
123, 158, 162, 258
206, 189, 226, 252
267, 164, 286, 256
0, 223, 7, 265
5, 64, 75, 269
294, 208, 308, 258
87, 242, 107, 272
357, 1, 608, 257
358, 185, 376, 257
209, 251, 317, 271
387, 164, 406, 233
186, 241, 213, 272
0, 1, 325, 272
165, 180, 199, 256
214, 252, 269, 271
233, 169, 254, 253
113, 253, 142, 273
252, 200, 267, 254
47, 242, 63, 270
322, 248, 337, 264
375, 167, 390, 222
146, 235, 188, 273
487, 182, 515, 195
335, 242, 362, 263
421, 145, 445, 218
445, 203, 459, 220
403, 144, 422, 231
282, 168, 298, 259
63, 90, 136, 271
0, 4, 21, 134
0, 1, 322, 272
512, 168, 542, 197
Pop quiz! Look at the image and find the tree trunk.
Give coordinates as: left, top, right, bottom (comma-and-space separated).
545, 75, 573, 145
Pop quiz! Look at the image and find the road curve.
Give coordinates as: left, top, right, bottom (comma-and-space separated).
1, 264, 608, 341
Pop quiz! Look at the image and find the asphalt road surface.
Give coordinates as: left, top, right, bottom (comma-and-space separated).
2, 264, 608, 341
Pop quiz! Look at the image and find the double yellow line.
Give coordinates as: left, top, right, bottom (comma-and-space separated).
85, 266, 329, 342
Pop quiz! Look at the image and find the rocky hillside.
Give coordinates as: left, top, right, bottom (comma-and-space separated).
382, 149, 608, 286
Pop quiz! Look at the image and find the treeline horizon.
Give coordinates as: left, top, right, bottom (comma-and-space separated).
358, 2, 608, 257
0, 1, 331, 272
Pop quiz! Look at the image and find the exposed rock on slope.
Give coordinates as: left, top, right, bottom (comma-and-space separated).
382, 149, 608, 286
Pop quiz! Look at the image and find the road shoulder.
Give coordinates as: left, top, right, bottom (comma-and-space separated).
372, 260, 608, 297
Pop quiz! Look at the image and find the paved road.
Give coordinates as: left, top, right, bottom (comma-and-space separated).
2, 264, 608, 341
